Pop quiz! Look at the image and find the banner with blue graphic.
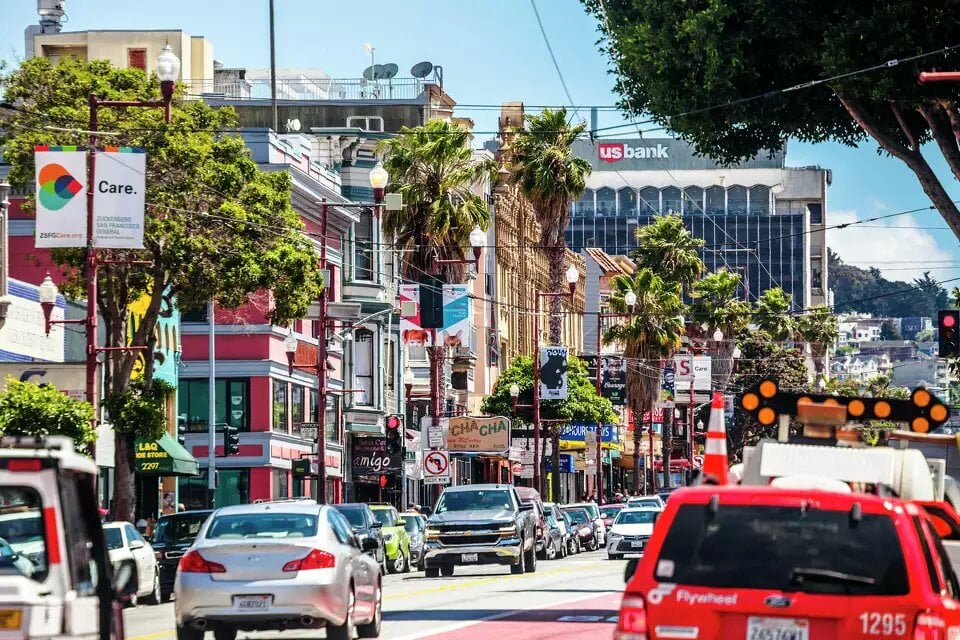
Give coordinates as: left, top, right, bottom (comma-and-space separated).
559, 423, 618, 444
441, 284, 470, 350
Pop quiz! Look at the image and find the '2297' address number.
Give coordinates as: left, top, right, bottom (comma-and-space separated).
140, 462, 160, 471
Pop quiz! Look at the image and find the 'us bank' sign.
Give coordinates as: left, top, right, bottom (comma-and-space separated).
598, 142, 670, 163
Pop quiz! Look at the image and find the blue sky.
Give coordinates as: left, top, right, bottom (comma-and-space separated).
2, 0, 959, 287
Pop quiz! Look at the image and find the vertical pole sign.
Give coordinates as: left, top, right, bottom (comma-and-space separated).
34, 147, 88, 247
92, 148, 147, 248
539, 346, 568, 400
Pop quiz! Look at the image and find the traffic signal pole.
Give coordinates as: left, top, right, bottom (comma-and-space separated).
207, 299, 216, 508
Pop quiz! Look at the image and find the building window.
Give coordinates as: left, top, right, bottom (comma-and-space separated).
706, 186, 725, 215
662, 187, 681, 214
575, 190, 593, 217
127, 48, 147, 71
273, 379, 289, 433
353, 328, 374, 406
618, 188, 637, 217
346, 116, 384, 132
808, 203, 823, 225
178, 378, 250, 431
273, 468, 289, 499
638, 187, 659, 214
385, 339, 396, 391
596, 188, 616, 217
749, 185, 770, 215
179, 470, 249, 509
727, 186, 748, 214
355, 209, 375, 281
682, 187, 703, 215
291, 385, 306, 433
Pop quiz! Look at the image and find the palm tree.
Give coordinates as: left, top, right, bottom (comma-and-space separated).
795, 305, 839, 377
509, 108, 592, 343
634, 214, 705, 293
690, 270, 753, 391
754, 288, 796, 342
378, 119, 496, 282
604, 270, 685, 491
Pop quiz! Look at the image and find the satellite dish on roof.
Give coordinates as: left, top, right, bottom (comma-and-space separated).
362, 65, 375, 80
380, 63, 399, 79
411, 61, 434, 79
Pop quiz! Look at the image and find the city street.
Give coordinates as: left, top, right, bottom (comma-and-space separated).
123, 550, 622, 640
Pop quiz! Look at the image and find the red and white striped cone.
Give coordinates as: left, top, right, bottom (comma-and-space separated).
702, 392, 729, 485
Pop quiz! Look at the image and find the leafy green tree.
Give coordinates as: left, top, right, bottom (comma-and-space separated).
880, 319, 903, 341
0, 379, 96, 446
754, 288, 796, 342
690, 270, 752, 391
796, 306, 840, 376
604, 270, 685, 488
633, 214, 705, 293
509, 108, 592, 342
582, 0, 960, 240
0, 57, 323, 521
378, 120, 495, 283
822, 375, 909, 445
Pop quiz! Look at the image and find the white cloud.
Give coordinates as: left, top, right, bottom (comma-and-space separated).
827, 210, 960, 283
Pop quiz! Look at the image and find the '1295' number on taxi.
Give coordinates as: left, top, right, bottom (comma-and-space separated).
859, 612, 906, 636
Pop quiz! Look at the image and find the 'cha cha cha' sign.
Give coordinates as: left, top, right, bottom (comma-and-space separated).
446, 416, 511, 454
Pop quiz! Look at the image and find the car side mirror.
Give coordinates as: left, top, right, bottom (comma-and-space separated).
361, 536, 380, 553
624, 558, 639, 583
129, 539, 145, 550
113, 563, 137, 601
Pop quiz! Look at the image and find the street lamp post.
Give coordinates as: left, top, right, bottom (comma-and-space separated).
40, 45, 179, 419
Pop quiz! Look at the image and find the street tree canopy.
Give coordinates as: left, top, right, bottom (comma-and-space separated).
582, 0, 960, 240
0, 378, 96, 446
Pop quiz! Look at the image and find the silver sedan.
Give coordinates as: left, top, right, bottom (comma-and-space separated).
174, 500, 382, 640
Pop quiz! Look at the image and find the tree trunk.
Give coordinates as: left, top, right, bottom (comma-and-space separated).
713, 338, 735, 392
632, 407, 643, 493
661, 406, 673, 490
112, 432, 136, 522
551, 430, 561, 502
547, 245, 564, 344
540, 429, 549, 497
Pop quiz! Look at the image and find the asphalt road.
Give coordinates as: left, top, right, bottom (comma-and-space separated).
123, 549, 626, 640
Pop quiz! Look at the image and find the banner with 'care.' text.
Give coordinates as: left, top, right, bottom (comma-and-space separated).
93, 148, 146, 248
34, 147, 88, 248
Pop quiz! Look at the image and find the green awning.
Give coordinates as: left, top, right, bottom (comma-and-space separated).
134, 433, 199, 476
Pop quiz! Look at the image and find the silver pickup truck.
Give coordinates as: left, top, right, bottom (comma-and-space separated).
423, 484, 538, 577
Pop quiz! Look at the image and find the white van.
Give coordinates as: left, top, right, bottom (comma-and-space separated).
0, 436, 130, 639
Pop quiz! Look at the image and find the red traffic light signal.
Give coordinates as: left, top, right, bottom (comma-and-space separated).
385, 415, 403, 430
939, 310, 960, 358
379, 474, 388, 488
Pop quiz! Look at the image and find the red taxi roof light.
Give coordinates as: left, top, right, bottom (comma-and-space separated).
614, 595, 647, 640
7, 459, 42, 472
914, 611, 946, 640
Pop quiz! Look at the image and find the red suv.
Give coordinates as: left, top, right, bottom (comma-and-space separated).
616, 486, 960, 640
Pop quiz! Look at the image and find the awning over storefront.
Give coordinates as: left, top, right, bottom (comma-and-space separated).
134, 434, 199, 476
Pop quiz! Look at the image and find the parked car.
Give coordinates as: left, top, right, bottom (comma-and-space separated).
606, 507, 659, 560
599, 503, 626, 531
561, 510, 581, 554
543, 511, 566, 560
333, 504, 386, 571
543, 502, 571, 558
150, 509, 213, 602
174, 499, 382, 640
515, 487, 551, 559
566, 502, 605, 546
401, 512, 426, 570
103, 521, 161, 605
368, 504, 411, 574
625, 495, 664, 511
562, 506, 600, 551
423, 484, 537, 576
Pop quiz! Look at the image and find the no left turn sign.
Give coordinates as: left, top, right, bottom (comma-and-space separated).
424, 450, 451, 485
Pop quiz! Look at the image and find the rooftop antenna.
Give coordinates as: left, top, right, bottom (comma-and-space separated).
37, 0, 66, 33
284, 118, 301, 133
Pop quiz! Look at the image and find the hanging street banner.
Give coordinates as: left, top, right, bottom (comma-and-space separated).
34, 147, 87, 248
447, 416, 511, 454
539, 346, 569, 400
693, 355, 713, 391
656, 365, 675, 409
93, 148, 147, 248
399, 284, 432, 346
582, 355, 627, 406
441, 284, 470, 350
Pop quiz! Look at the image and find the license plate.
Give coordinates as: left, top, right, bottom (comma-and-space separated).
0, 610, 20, 630
462, 553, 478, 563
233, 595, 271, 611
631, 541, 645, 548
747, 617, 809, 640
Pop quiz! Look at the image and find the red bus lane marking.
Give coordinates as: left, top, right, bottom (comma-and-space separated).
417, 593, 620, 640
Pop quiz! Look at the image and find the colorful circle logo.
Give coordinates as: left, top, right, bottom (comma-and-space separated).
38, 163, 83, 211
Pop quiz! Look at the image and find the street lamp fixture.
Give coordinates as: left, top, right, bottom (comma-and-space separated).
732, 346, 742, 359
623, 290, 637, 311
712, 328, 724, 342
38, 273, 59, 335
696, 419, 704, 432
403, 367, 415, 395
155, 43, 181, 104
284, 330, 298, 375
509, 383, 521, 411
369, 162, 389, 204
469, 225, 485, 263
818, 377, 827, 391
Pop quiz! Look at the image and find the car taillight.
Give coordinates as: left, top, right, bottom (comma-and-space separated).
7, 459, 42, 472
178, 550, 226, 573
282, 549, 335, 572
914, 611, 946, 640
614, 595, 647, 640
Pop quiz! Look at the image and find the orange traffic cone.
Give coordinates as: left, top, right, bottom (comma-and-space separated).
702, 392, 729, 485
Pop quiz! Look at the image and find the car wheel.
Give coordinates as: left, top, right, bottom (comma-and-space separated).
588, 537, 599, 552
213, 626, 237, 640
176, 624, 203, 640
389, 550, 405, 574
401, 547, 411, 574
425, 567, 440, 578
143, 568, 161, 605
327, 588, 356, 640
440, 565, 454, 577
356, 581, 382, 638
560, 540, 568, 558
545, 539, 556, 561
524, 539, 537, 573
608, 554, 621, 561
380, 547, 389, 574
510, 541, 525, 575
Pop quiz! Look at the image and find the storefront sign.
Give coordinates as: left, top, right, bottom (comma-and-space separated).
0, 362, 85, 400
134, 434, 198, 476
558, 423, 618, 444
34, 148, 87, 247
447, 416, 510, 454
573, 138, 783, 171
545, 454, 574, 473
351, 437, 399, 478
0, 281, 65, 363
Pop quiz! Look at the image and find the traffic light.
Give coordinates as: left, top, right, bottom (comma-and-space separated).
223, 425, 240, 456
379, 474, 389, 489
939, 310, 960, 358
177, 422, 187, 447
385, 415, 403, 455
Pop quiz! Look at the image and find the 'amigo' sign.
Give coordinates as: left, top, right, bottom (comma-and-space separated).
447, 416, 511, 454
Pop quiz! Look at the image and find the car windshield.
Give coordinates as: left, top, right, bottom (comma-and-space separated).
615, 510, 657, 525
403, 516, 422, 533
600, 505, 624, 519
104, 527, 124, 550
206, 513, 318, 539
372, 509, 397, 527
628, 498, 660, 508
0, 488, 45, 582
151, 513, 210, 545
565, 509, 591, 524
655, 504, 909, 595
572, 503, 600, 519
435, 490, 513, 513
335, 507, 366, 528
